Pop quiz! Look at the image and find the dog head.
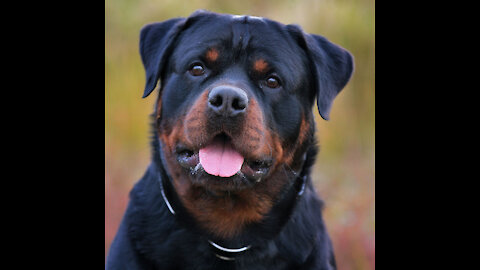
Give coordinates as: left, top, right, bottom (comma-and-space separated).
139, 10, 353, 238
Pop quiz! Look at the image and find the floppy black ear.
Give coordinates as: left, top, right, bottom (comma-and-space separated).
288, 25, 354, 120
305, 34, 354, 120
139, 18, 185, 98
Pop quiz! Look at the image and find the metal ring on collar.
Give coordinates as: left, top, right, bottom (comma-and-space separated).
208, 240, 251, 253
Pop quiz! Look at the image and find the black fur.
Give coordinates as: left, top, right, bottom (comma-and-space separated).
107, 10, 353, 270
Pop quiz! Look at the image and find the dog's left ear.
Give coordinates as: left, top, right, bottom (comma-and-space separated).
140, 18, 185, 98
287, 25, 354, 120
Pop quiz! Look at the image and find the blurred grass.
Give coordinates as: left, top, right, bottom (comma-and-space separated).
105, 0, 374, 269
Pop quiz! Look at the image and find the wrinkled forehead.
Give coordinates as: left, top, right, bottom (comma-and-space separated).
172, 14, 307, 71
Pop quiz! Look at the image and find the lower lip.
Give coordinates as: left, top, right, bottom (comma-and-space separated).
240, 162, 270, 182
176, 151, 199, 169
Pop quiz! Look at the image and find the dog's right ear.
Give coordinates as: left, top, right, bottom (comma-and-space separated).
139, 18, 185, 98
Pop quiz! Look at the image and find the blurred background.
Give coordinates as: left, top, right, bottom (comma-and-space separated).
105, 0, 374, 269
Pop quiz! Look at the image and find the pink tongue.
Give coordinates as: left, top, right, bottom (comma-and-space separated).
199, 137, 244, 177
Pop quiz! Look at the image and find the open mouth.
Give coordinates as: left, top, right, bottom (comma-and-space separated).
199, 133, 244, 177
175, 133, 272, 183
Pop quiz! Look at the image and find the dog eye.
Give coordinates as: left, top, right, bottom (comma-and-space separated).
265, 76, 281, 88
189, 63, 205, 76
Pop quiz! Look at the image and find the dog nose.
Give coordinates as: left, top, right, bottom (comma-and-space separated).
208, 86, 248, 117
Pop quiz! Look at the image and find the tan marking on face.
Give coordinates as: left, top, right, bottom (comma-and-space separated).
156, 96, 163, 121
253, 59, 268, 73
297, 115, 310, 145
280, 114, 310, 166
206, 48, 219, 62
183, 91, 210, 146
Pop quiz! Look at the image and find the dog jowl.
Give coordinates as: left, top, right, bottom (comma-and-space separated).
107, 10, 353, 270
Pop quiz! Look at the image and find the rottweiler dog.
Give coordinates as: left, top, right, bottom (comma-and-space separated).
106, 10, 353, 270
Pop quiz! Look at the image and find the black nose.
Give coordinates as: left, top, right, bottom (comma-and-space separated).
208, 86, 248, 117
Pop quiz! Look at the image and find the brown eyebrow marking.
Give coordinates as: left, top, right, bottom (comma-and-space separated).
206, 48, 219, 62
253, 59, 268, 73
